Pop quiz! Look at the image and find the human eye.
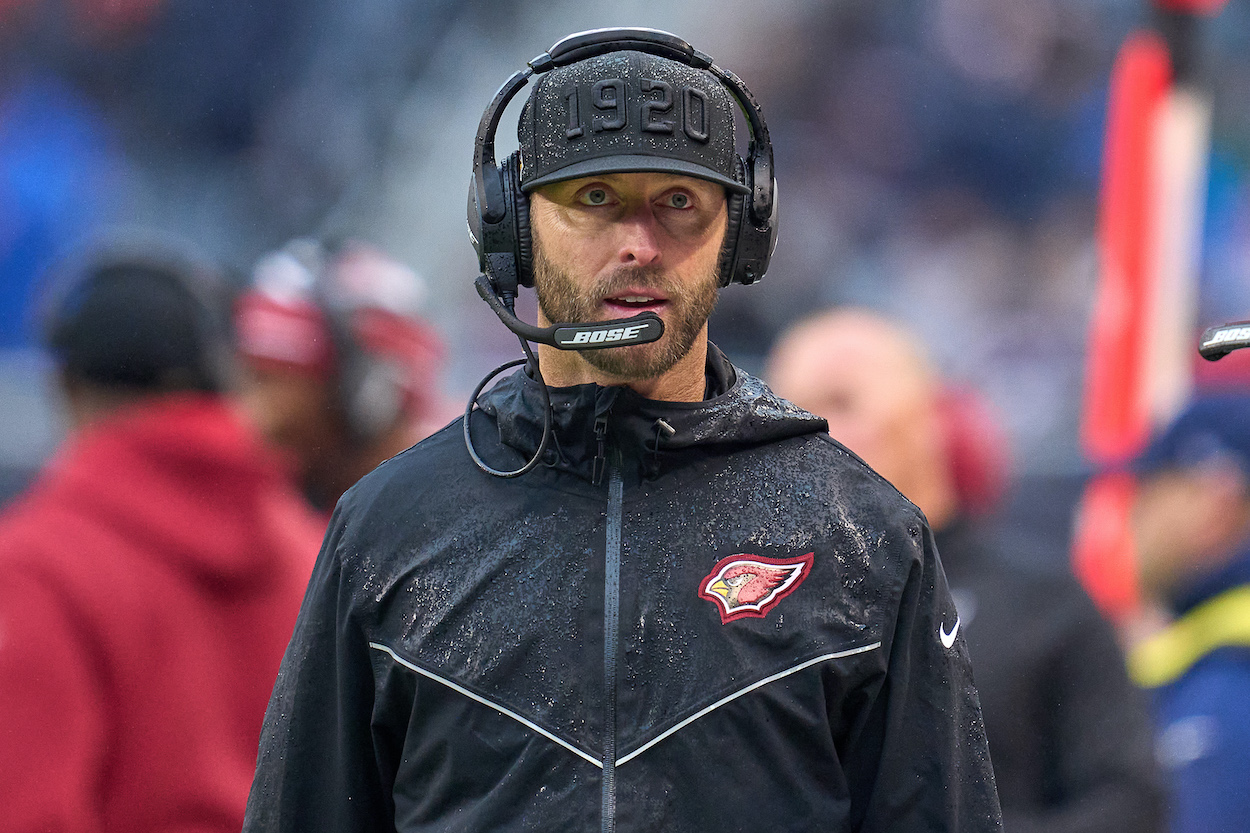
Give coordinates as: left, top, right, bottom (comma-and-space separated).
662, 191, 693, 209
578, 186, 613, 206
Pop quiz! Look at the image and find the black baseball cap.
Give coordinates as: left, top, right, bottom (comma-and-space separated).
518, 49, 748, 195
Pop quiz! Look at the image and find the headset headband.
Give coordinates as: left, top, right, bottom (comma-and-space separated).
473, 28, 774, 226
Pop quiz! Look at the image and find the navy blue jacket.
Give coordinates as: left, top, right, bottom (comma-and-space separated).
1131, 548, 1250, 833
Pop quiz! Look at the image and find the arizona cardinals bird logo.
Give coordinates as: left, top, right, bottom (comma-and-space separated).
699, 552, 814, 624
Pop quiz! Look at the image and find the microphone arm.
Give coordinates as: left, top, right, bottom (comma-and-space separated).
474, 273, 663, 350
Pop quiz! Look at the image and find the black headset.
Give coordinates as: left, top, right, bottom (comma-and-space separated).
267, 239, 407, 447
462, 29, 779, 479
467, 27, 779, 300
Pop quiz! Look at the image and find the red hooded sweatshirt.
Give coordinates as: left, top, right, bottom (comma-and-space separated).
0, 395, 323, 833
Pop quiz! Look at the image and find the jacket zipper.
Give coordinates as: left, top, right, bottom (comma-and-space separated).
592, 417, 609, 486
602, 458, 623, 833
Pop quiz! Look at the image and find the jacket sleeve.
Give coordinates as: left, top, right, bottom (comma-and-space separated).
1003, 585, 1166, 833
243, 511, 393, 832
851, 521, 1003, 832
0, 571, 108, 833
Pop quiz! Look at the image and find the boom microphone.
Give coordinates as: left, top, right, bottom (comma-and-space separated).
1199, 320, 1250, 361
473, 274, 664, 350
463, 273, 664, 479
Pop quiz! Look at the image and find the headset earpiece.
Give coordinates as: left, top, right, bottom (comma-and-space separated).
730, 172, 778, 287
468, 168, 522, 298
468, 152, 532, 292
715, 157, 778, 286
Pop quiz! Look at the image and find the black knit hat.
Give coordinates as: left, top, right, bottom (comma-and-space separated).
518, 49, 748, 195
43, 249, 230, 393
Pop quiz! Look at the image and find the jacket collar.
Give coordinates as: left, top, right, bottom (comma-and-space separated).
477, 343, 827, 484
1171, 545, 1250, 616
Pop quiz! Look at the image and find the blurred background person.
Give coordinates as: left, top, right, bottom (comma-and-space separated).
0, 241, 324, 833
1128, 393, 1250, 833
233, 237, 448, 516
767, 307, 1165, 833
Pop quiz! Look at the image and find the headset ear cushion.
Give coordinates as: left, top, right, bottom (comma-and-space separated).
717, 191, 745, 287
504, 153, 535, 288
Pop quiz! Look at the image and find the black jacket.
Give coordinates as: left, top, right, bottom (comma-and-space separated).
244, 347, 1002, 832
936, 519, 1164, 833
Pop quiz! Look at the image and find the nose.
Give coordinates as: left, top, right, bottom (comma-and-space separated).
613, 208, 662, 267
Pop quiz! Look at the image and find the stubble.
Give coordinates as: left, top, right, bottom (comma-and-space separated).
533, 251, 719, 381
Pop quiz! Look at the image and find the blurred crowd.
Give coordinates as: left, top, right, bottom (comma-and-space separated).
3, 0, 1250, 831
4, 0, 1250, 482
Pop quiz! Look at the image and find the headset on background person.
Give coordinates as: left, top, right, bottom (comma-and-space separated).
237, 237, 444, 448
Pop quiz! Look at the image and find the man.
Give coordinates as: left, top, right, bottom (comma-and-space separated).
0, 244, 323, 832
768, 308, 1166, 833
1128, 394, 1250, 833
234, 238, 447, 515
245, 29, 1001, 832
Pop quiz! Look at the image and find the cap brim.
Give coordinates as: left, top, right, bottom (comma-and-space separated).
521, 154, 750, 194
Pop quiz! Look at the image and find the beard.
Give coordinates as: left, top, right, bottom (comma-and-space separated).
533, 251, 719, 381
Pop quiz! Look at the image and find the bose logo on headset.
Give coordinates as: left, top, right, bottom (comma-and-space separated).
556, 322, 656, 347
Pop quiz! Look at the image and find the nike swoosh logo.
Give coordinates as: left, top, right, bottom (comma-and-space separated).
940, 617, 960, 649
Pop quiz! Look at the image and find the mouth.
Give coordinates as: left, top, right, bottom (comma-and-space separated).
603, 291, 668, 317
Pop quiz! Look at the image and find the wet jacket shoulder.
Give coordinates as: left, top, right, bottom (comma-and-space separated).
245, 346, 1001, 832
